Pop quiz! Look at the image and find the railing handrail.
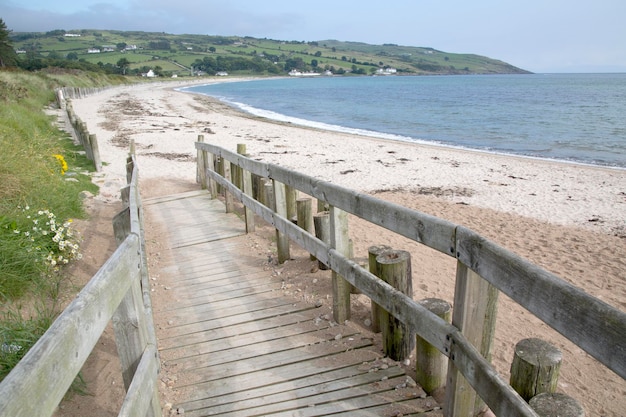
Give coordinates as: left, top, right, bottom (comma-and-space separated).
196, 141, 625, 416
0, 154, 160, 417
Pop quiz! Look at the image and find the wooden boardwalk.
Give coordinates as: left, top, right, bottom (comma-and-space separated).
145, 190, 442, 417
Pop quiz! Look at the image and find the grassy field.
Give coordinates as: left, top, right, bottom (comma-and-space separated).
12, 29, 530, 77
0, 69, 127, 382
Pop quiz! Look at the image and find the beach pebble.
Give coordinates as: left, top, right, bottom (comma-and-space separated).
405, 376, 418, 387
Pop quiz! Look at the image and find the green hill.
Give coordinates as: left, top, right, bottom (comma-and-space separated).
11, 29, 531, 77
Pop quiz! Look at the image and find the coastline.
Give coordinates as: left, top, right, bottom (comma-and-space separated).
182, 74, 626, 170
68, 79, 625, 416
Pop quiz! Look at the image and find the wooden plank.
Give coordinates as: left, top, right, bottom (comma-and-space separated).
168, 266, 273, 287
154, 291, 295, 317
330, 399, 444, 417
146, 192, 246, 248
157, 302, 316, 339
160, 258, 266, 284
170, 325, 364, 372
196, 374, 416, 417
164, 281, 284, 307
184, 362, 408, 416
178, 349, 382, 407
186, 354, 404, 414
143, 189, 213, 205
166, 320, 340, 365
176, 336, 374, 387
263, 391, 438, 417
169, 274, 280, 299
161, 311, 329, 355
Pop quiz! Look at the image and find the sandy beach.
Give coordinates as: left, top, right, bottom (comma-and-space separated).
61, 79, 625, 416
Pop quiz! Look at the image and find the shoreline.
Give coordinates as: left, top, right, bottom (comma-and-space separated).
181, 76, 626, 171
189, 85, 626, 173
68, 80, 626, 417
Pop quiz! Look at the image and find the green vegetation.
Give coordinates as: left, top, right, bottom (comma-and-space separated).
0, 19, 17, 68
0, 68, 127, 382
9, 29, 531, 77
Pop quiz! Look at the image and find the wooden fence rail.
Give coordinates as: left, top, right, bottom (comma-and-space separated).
56, 87, 103, 172
196, 141, 625, 417
0, 154, 161, 417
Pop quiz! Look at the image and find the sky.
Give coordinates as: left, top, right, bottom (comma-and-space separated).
2, 0, 625, 73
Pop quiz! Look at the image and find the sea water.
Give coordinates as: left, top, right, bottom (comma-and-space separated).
184, 73, 626, 168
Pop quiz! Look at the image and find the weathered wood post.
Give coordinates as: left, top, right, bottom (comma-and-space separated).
445, 262, 499, 417
367, 245, 392, 333
55, 88, 64, 109
253, 175, 264, 205
242, 171, 255, 233
263, 180, 274, 210
416, 298, 451, 395
234, 143, 246, 190
330, 206, 351, 323
80, 122, 92, 160
197, 135, 206, 188
206, 152, 218, 199
313, 211, 331, 270
274, 180, 290, 263
376, 250, 414, 361
510, 338, 562, 401
317, 199, 329, 212
216, 156, 224, 194
529, 393, 585, 417
223, 159, 234, 213
286, 186, 298, 223
129, 139, 136, 158
89, 134, 102, 172
297, 198, 315, 260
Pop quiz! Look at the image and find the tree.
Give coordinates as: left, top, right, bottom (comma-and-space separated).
0, 18, 18, 68
116, 57, 130, 75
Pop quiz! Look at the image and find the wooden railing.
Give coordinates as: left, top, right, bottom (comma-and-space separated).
196, 140, 626, 417
56, 87, 103, 172
0, 154, 161, 417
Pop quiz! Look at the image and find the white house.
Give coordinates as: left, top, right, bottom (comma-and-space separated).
87, 48, 101, 54
376, 67, 397, 75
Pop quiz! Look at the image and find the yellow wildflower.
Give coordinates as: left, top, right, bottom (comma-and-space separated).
53, 154, 68, 175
